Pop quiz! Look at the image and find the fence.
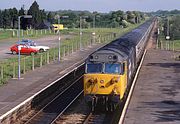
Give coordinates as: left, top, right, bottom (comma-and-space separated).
0, 29, 60, 40
156, 32, 180, 51
12, 29, 56, 38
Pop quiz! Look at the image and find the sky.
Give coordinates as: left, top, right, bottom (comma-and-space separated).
0, 0, 180, 12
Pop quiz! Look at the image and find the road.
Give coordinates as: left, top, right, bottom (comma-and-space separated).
0, 35, 72, 60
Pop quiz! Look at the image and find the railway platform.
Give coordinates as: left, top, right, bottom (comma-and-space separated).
0, 43, 103, 123
123, 49, 180, 124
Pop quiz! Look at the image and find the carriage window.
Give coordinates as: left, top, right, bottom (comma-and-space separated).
105, 63, 121, 74
86, 63, 103, 73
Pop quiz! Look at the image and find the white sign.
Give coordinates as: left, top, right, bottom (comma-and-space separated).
157, 28, 160, 35
166, 36, 170, 40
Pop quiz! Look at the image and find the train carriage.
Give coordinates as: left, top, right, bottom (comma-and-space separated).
83, 19, 155, 111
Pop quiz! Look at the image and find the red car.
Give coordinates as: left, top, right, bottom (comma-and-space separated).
10, 44, 38, 55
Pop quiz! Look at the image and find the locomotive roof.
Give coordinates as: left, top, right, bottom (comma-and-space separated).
87, 19, 153, 62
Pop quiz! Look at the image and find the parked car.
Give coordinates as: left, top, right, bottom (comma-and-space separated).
10, 44, 38, 55
18, 39, 50, 52
30, 44, 50, 52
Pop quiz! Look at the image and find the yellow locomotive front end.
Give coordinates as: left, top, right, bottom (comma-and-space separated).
84, 62, 127, 111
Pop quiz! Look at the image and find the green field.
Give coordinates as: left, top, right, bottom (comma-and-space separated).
0, 30, 12, 40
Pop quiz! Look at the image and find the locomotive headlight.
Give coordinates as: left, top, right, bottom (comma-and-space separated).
108, 55, 112, 59
88, 78, 97, 85
89, 78, 95, 84
95, 55, 98, 59
111, 77, 119, 84
100, 80, 104, 84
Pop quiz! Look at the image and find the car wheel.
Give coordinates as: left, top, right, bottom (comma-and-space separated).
39, 49, 44, 53
30, 52, 35, 56
12, 51, 17, 55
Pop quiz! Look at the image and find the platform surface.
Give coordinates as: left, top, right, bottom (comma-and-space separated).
124, 49, 180, 124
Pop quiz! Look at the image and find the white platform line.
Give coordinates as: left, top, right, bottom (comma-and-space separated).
119, 49, 147, 124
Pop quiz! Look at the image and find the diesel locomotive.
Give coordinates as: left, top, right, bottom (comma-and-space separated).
83, 19, 155, 111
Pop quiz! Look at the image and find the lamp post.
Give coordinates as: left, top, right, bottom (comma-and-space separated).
80, 16, 82, 50
18, 15, 32, 80
79, 16, 88, 51
92, 14, 96, 44
57, 16, 61, 62
165, 17, 170, 51
55, 15, 68, 62
93, 14, 96, 34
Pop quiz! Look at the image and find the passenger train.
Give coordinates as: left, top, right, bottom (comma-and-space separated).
83, 18, 155, 111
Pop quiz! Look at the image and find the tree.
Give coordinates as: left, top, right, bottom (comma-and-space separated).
133, 11, 141, 23
0, 10, 3, 28
47, 12, 54, 24
110, 10, 124, 26
2, 9, 11, 28
170, 16, 180, 40
9, 8, 18, 28
126, 11, 135, 24
28, 1, 42, 28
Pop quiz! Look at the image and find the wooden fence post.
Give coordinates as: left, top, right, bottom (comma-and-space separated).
12, 30, 15, 37
40, 54, 42, 67
13, 62, 16, 78
32, 55, 34, 70
1, 66, 3, 79
16, 30, 18, 37
53, 49, 56, 61
64, 46, 66, 57
47, 52, 49, 64
72, 43, 74, 53
23, 57, 26, 74
21, 30, 24, 37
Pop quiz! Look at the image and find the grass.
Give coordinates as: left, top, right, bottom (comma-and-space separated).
0, 30, 12, 40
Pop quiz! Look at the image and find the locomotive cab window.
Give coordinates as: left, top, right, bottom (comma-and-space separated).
86, 63, 103, 73
105, 63, 121, 74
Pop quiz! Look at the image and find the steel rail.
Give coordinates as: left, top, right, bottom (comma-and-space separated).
25, 75, 83, 124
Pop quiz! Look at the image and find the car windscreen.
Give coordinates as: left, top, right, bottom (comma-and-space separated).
105, 63, 121, 74
86, 63, 103, 73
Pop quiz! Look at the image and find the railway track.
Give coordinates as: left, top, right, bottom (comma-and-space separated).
20, 49, 147, 124
23, 76, 83, 124
83, 112, 110, 124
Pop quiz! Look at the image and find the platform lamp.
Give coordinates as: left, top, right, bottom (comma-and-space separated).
18, 15, 32, 80
79, 16, 88, 51
55, 15, 69, 62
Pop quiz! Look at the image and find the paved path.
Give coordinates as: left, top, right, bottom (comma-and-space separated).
124, 49, 180, 124
0, 35, 72, 60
